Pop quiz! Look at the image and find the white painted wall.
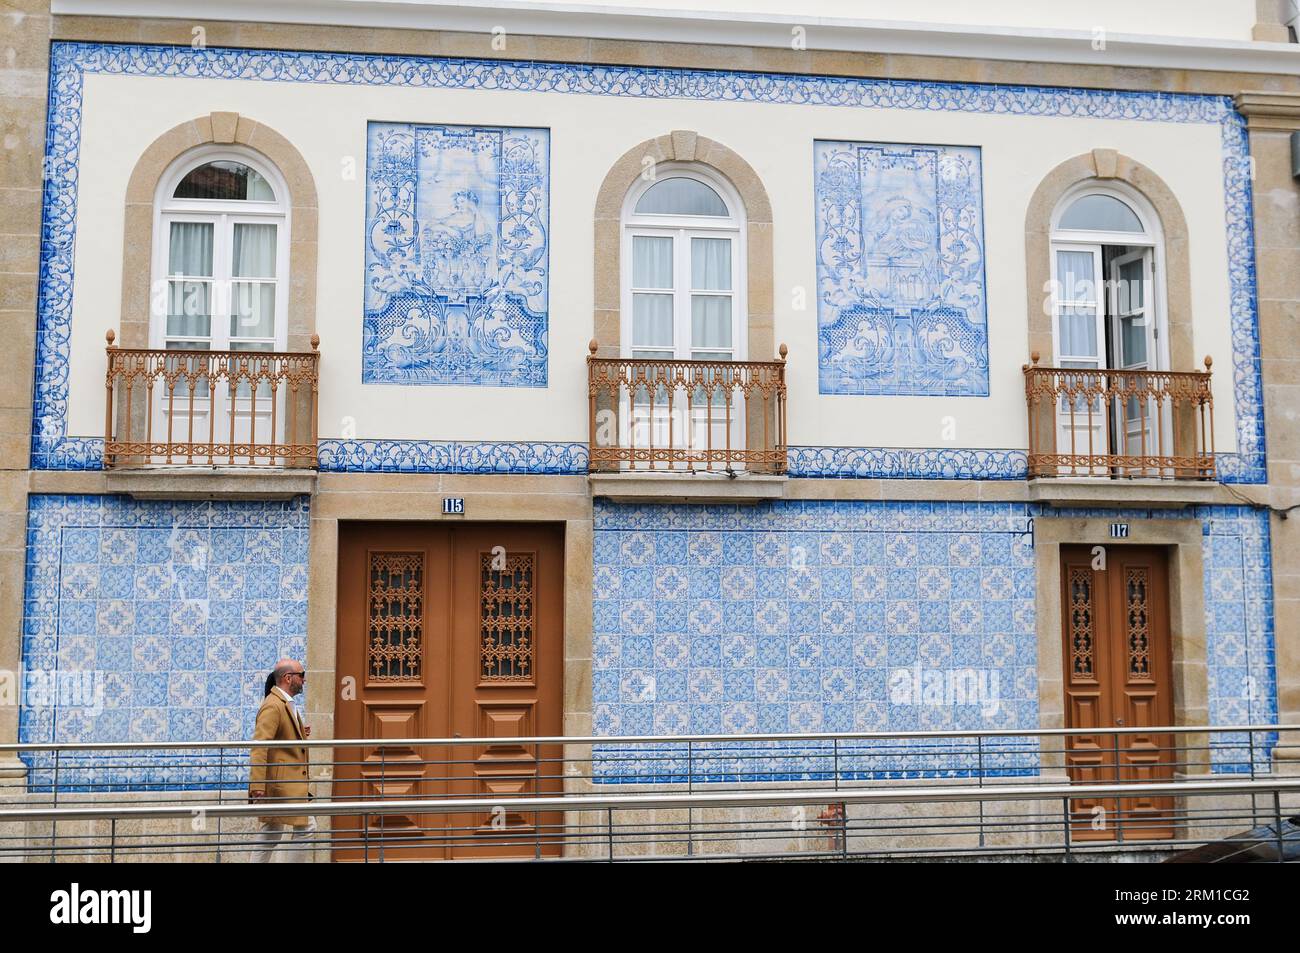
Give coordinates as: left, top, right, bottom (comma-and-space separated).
66, 70, 1238, 453
512, 0, 1261, 42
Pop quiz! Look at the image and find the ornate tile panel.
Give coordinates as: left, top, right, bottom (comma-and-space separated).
19, 494, 311, 791
31, 43, 1265, 481
815, 140, 988, 396
363, 122, 550, 386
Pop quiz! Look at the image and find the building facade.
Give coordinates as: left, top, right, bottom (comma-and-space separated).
2, 0, 1299, 858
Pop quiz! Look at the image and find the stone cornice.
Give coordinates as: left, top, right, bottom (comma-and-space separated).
1235, 90, 1300, 130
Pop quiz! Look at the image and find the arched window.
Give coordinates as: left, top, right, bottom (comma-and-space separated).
153, 149, 289, 357
151, 147, 290, 442
1049, 183, 1168, 466
621, 165, 746, 362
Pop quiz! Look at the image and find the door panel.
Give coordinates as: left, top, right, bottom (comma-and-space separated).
334, 522, 563, 861
1061, 545, 1174, 841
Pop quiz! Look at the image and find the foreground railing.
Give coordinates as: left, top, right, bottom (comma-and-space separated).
587, 341, 788, 474
1024, 354, 1215, 480
104, 330, 320, 468
2, 725, 1293, 861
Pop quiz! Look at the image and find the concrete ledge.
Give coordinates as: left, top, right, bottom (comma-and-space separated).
104, 467, 317, 500
1027, 478, 1223, 507
589, 472, 786, 503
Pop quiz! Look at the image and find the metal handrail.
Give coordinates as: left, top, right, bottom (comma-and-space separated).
1023, 352, 1215, 479
2, 777, 1298, 824
2, 723, 1292, 752
103, 329, 321, 468
586, 339, 789, 474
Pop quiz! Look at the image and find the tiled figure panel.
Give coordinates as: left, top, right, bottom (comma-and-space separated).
591, 501, 1276, 782
815, 141, 988, 397
19, 495, 311, 791
363, 122, 550, 386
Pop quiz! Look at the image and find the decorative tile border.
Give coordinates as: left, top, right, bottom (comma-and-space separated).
19, 494, 311, 791
317, 439, 587, 473
32, 42, 1265, 482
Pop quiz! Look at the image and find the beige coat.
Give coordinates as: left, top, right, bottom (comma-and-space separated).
248, 689, 312, 827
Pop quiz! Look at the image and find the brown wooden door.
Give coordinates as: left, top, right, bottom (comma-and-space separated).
334, 522, 564, 861
1061, 544, 1175, 841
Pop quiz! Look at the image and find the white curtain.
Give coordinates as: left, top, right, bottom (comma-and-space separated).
691, 237, 730, 290
167, 222, 213, 339
230, 223, 277, 339
1056, 250, 1097, 361
632, 236, 673, 350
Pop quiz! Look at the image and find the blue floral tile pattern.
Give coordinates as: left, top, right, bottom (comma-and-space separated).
31, 42, 1264, 481
19, 494, 311, 791
591, 501, 1275, 781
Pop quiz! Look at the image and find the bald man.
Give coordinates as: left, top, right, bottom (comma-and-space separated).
248, 658, 316, 862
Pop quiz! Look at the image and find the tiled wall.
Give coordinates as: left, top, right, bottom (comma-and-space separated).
19, 495, 311, 790
591, 501, 1276, 781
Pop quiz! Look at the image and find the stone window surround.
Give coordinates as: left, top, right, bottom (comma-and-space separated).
1024, 149, 1195, 373
592, 131, 775, 362
119, 111, 319, 352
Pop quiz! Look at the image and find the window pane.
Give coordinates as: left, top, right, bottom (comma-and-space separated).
631, 350, 674, 361
174, 161, 275, 201
232, 223, 277, 278
691, 295, 732, 349
1117, 258, 1143, 313
1056, 250, 1095, 303
1121, 316, 1148, 366
230, 282, 276, 338
168, 222, 213, 277
632, 236, 673, 288
1057, 306, 1097, 358
635, 178, 728, 216
633, 293, 673, 348
167, 280, 211, 338
691, 238, 731, 290
1059, 194, 1143, 232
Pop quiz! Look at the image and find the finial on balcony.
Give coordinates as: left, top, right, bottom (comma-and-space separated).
1030, 351, 1040, 366
588, 338, 598, 356
1204, 355, 1212, 370
106, 329, 116, 347
778, 343, 788, 361
311, 333, 320, 351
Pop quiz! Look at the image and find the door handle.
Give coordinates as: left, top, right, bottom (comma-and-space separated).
1116, 718, 1124, 726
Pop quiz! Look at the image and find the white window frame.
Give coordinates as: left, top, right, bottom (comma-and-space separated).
1048, 182, 1168, 375
619, 164, 747, 363
151, 147, 291, 355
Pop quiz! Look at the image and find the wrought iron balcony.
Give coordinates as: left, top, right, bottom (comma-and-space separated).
104, 330, 320, 468
1024, 354, 1215, 480
587, 341, 788, 475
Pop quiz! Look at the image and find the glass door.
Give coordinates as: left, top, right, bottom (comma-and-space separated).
626, 229, 740, 469
1107, 248, 1158, 470
156, 214, 284, 462
1052, 244, 1108, 474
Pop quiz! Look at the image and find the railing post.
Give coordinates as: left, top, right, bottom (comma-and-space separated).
104, 330, 117, 468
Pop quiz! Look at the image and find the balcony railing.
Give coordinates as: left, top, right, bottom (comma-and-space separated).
1024, 353, 1215, 480
587, 341, 788, 474
104, 330, 320, 468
